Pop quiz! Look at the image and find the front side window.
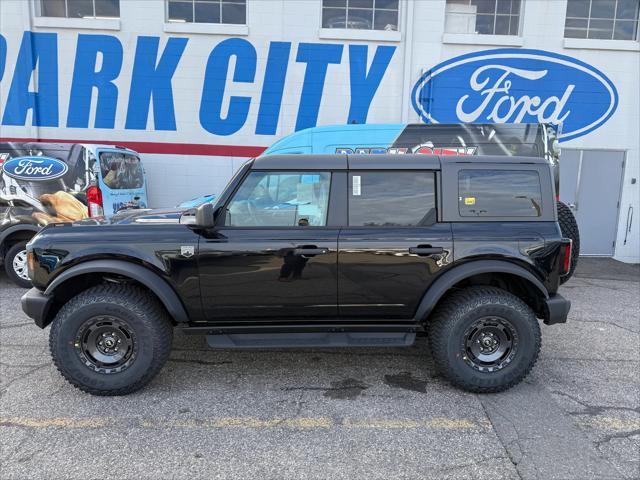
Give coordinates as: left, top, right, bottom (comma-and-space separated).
445, 0, 522, 35
99, 152, 144, 190
349, 172, 436, 226
167, 0, 246, 24
458, 170, 542, 217
226, 172, 331, 227
564, 0, 639, 40
322, 0, 399, 31
39, 0, 120, 18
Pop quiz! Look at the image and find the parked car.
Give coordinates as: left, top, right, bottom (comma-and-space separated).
22, 153, 571, 396
176, 194, 216, 208
0, 142, 148, 287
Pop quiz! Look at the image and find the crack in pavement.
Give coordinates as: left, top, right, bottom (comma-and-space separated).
569, 318, 640, 334
550, 390, 640, 416
595, 429, 640, 448
168, 358, 233, 366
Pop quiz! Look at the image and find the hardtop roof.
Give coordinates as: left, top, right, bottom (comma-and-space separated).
251, 154, 549, 170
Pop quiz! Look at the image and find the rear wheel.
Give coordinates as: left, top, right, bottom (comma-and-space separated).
49, 284, 173, 396
557, 201, 580, 284
427, 287, 541, 393
4, 241, 32, 288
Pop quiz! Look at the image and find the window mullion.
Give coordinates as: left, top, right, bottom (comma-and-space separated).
346, 0, 350, 29
372, 4, 375, 31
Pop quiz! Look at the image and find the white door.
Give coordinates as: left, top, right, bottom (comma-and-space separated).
560, 150, 625, 256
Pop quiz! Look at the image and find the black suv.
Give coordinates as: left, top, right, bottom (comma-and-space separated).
21, 154, 572, 395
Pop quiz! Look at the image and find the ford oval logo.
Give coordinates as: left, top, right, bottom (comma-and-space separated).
411, 49, 618, 142
1, 156, 68, 181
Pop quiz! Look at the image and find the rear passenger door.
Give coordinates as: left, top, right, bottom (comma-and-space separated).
337, 170, 453, 319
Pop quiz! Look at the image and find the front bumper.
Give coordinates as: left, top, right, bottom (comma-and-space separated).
543, 293, 571, 325
21, 288, 54, 329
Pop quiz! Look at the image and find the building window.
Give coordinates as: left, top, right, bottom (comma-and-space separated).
564, 0, 639, 40
321, 0, 399, 31
167, 0, 246, 24
38, 0, 120, 18
445, 0, 522, 35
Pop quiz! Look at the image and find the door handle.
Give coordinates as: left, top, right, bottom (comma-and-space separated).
293, 247, 330, 256
409, 246, 444, 256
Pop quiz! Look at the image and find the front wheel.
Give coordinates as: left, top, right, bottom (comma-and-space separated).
427, 287, 541, 393
49, 284, 173, 396
5, 241, 32, 288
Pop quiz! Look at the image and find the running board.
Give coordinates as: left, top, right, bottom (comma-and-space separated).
206, 332, 416, 349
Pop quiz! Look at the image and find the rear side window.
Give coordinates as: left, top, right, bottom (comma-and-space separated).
458, 170, 542, 217
99, 152, 144, 190
348, 172, 436, 227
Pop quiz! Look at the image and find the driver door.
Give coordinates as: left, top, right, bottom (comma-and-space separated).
198, 170, 339, 321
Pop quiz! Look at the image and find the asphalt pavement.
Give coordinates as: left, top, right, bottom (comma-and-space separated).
1, 258, 638, 479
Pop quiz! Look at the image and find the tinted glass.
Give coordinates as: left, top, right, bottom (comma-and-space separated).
67, 0, 93, 17
458, 170, 542, 217
322, 0, 398, 30
227, 172, 331, 227
95, 0, 120, 17
168, 0, 194, 21
40, 0, 67, 17
99, 153, 144, 190
349, 172, 436, 227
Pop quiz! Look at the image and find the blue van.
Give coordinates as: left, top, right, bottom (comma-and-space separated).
262, 123, 558, 161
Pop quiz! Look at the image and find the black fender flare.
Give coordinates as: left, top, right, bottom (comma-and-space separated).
45, 259, 190, 323
0, 225, 40, 249
414, 260, 549, 322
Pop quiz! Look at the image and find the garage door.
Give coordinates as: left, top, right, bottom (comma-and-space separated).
559, 150, 625, 256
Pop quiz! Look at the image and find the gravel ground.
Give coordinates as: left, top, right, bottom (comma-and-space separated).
1, 258, 638, 479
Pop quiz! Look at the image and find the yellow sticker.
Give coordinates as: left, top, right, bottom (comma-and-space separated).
464, 197, 476, 205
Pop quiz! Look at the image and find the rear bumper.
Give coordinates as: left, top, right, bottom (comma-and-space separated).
543, 294, 571, 325
21, 288, 54, 329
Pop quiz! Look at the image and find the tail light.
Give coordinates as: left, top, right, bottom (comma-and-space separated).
561, 239, 573, 276
86, 185, 104, 217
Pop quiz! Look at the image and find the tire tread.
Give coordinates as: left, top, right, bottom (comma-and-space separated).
427, 286, 541, 393
49, 284, 173, 396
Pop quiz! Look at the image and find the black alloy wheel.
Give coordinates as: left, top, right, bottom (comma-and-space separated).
462, 316, 518, 373
75, 316, 137, 374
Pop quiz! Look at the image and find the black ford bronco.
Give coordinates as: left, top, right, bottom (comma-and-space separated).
21, 154, 572, 395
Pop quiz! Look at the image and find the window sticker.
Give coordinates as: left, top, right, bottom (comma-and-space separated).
464, 197, 476, 205
353, 175, 361, 196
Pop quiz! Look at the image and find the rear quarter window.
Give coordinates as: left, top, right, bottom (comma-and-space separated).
458, 170, 542, 217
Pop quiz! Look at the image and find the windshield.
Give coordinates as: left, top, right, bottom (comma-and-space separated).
99, 152, 144, 190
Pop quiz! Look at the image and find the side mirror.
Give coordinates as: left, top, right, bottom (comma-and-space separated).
180, 203, 216, 228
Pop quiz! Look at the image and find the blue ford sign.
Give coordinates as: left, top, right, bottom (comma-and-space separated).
411, 48, 618, 142
2, 156, 68, 181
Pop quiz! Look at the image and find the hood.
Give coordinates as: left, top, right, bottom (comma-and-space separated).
71, 207, 187, 226
111, 207, 186, 224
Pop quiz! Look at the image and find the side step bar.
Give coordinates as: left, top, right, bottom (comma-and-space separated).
206, 332, 416, 349
181, 323, 420, 349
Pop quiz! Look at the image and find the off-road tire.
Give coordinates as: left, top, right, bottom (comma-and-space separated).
427, 287, 541, 393
49, 284, 173, 396
557, 201, 580, 284
4, 241, 32, 288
